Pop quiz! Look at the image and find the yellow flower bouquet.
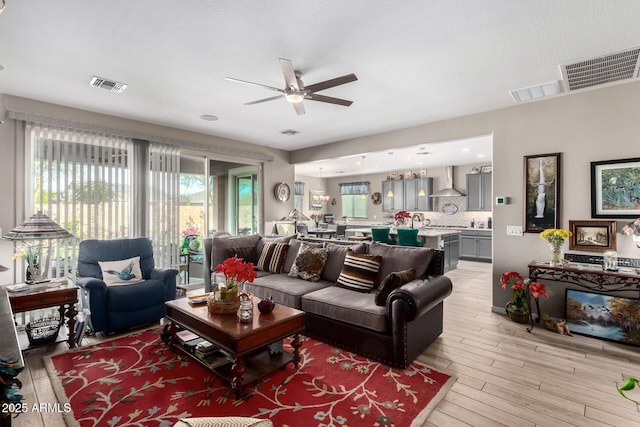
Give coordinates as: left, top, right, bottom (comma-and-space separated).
540, 228, 572, 265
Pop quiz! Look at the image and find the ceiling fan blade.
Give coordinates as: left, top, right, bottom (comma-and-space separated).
225, 77, 283, 93
305, 93, 353, 106
244, 95, 285, 105
279, 58, 300, 90
293, 101, 305, 115
304, 73, 358, 93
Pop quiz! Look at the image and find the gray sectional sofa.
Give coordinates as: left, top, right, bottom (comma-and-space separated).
203, 234, 452, 368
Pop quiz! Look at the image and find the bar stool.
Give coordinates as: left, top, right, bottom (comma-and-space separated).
371, 227, 396, 244
397, 228, 424, 247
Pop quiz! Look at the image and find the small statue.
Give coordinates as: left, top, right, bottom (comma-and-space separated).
542, 314, 572, 336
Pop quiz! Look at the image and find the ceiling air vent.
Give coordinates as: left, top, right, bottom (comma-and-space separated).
561, 47, 640, 92
89, 76, 127, 94
280, 129, 300, 136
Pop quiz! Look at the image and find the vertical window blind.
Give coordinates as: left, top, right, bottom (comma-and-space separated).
148, 143, 180, 268
26, 123, 133, 279
26, 123, 182, 281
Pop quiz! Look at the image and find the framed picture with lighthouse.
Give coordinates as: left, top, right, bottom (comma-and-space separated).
523, 153, 562, 233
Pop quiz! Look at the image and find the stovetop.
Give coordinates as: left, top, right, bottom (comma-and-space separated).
428, 225, 468, 228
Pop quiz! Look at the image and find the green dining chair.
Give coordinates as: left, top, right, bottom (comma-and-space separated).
397, 228, 424, 247
371, 227, 396, 244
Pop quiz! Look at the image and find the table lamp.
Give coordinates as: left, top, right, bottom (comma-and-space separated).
4, 212, 73, 284
281, 209, 311, 235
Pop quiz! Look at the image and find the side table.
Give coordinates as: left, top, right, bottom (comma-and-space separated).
7, 283, 78, 349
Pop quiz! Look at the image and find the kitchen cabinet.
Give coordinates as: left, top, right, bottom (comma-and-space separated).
382, 180, 404, 211
459, 229, 492, 262
382, 178, 433, 212
441, 232, 459, 272
466, 172, 492, 211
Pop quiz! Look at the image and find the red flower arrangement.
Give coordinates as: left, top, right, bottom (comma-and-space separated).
500, 271, 548, 319
214, 256, 257, 291
394, 210, 411, 224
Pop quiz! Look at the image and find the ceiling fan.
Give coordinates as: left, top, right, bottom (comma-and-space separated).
225, 58, 357, 115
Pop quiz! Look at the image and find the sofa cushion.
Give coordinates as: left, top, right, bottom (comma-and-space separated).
105, 278, 166, 310
98, 256, 144, 286
288, 243, 329, 282
257, 242, 289, 273
244, 275, 331, 309
321, 242, 367, 282
223, 246, 258, 265
301, 286, 388, 332
283, 239, 323, 273
335, 252, 382, 293
211, 234, 261, 269
368, 242, 434, 286
374, 268, 416, 306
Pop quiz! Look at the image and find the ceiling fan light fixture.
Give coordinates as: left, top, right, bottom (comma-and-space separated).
285, 92, 304, 103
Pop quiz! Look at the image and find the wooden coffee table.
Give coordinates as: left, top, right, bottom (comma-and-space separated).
164, 297, 305, 397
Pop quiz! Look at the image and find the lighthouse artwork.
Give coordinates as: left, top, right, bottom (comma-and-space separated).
524, 153, 561, 233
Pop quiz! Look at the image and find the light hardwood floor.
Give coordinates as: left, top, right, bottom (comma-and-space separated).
18, 260, 640, 426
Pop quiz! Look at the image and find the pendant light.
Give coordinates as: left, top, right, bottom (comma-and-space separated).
386, 151, 394, 197
418, 170, 427, 197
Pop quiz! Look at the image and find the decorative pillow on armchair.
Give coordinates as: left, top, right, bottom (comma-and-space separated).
374, 268, 416, 306
98, 256, 144, 286
335, 252, 382, 293
288, 242, 329, 281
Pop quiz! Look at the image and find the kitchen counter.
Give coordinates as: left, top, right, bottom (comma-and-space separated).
348, 227, 460, 238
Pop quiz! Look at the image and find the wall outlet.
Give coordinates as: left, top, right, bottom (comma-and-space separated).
507, 225, 523, 236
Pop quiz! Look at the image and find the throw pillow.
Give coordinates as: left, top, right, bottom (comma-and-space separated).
256, 242, 289, 273
288, 243, 329, 282
374, 268, 417, 306
98, 256, 144, 286
223, 246, 259, 265
335, 252, 382, 293
321, 242, 367, 282
368, 242, 434, 286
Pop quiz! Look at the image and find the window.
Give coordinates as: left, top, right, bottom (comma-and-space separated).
340, 182, 369, 218
294, 181, 305, 212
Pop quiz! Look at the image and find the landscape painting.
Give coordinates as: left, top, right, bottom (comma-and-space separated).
565, 289, 640, 346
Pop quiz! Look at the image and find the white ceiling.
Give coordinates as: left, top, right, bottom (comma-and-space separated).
1, 1, 640, 174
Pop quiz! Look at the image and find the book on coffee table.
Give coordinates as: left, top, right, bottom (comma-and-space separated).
197, 349, 232, 368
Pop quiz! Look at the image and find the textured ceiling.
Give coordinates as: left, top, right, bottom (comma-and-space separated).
1, 1, 639, 160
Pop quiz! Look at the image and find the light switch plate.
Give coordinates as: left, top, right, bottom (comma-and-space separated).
507, 225, 523, 236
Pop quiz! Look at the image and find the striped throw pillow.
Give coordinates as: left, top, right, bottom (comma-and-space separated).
257, 242, 289, 273
335, 252, 382, 293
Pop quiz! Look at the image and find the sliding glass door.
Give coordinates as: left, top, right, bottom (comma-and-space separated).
235, 171, 259, 235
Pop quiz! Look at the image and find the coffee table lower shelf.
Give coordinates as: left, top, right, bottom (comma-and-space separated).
173, 343, 294, 391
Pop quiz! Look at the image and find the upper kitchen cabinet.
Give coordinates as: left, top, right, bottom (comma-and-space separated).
466, 172, 492, 211
382, 178, 433, 212
382, 180, 404, 211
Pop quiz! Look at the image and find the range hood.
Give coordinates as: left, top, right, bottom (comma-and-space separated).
431, 166, 465, 197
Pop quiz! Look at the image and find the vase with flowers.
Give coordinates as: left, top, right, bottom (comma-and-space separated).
310, 212, 323, 228
540, 228, 572, 266
213, 256, 257, 301
501, 271, 529, 323
394, 210, 411, 227
12, 243, 43, 284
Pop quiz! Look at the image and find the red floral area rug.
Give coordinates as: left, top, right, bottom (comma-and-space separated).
45, 327, 455, 427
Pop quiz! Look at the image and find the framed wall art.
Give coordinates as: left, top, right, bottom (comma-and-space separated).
568, 220, 616, 252
566, 289, 640, 346
591, 157, 640, 218
523, 153, 561, 233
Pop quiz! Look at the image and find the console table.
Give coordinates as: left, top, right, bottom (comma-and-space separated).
528, 260, 640, 294
525, 260, 640, 333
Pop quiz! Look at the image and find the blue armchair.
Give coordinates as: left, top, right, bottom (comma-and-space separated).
77, 238, 178, 334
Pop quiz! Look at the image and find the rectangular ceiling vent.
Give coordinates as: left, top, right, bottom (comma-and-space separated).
561, 47, 640, 92
89, 76, 127, 94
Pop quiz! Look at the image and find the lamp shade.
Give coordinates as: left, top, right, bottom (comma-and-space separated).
281, 209, 311, 221
4, 213, 73, 240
